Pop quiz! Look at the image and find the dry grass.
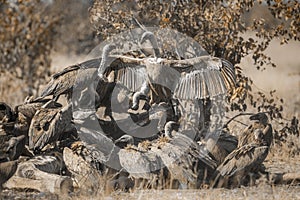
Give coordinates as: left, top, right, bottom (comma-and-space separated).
109, 186, 300, 200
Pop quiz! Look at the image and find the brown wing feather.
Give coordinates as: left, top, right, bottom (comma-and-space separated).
119, 147, 163, 180
217, 144, 268, 177
173, 57, 236, 100
115, 63, 147, 92
29, 104, 72, 150
40, 59, 101, 98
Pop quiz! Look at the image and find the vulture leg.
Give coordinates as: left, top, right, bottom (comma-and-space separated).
170, 98, 180, 122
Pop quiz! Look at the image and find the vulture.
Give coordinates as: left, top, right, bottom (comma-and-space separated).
0, 102, 15, 135
96, 31, 236, 114
117, 137, 165, 189
93, 31, 236, 147
211, 118, 273, 188
238, 112, 273, 148
150, 121, 217, 188
15, 96, 59, 120
28, 101, 73, 151
205, 130, 238, 166
115, 120, 217, 189
0, 98, 61, 136
0, 102, 14, 123
37, 44, 117, 113
13, 97, 62, 136
0, 135, 26, 162
39, 58, 101, 101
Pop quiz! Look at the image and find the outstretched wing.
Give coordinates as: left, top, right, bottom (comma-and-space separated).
52, 65, 80, 80
41, 58, 101, 98
52, 59, 101, 79
102, 57, 148, 92
173, 56, 236, 99
115, 63, 148, 92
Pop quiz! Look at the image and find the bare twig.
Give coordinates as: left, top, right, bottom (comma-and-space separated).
223, 113, 255, 128
223, 111, 271, 128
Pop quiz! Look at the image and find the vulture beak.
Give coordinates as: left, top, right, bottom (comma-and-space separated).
249, 112, 268, 123
249, 113, 259, 121
115, 135, 134, 147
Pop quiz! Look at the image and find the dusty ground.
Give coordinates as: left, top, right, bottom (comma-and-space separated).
2, 185, 300, 200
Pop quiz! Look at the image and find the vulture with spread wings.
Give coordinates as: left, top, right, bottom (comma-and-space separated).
97, 31, 236, 112
38, 30, 235, 115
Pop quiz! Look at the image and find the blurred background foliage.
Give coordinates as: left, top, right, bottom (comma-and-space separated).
0, 0, 58, 96
0, 0, 96, 99
0, 0, 299, 144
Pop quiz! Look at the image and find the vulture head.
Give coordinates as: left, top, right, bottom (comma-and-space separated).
249, 112, 269, 125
